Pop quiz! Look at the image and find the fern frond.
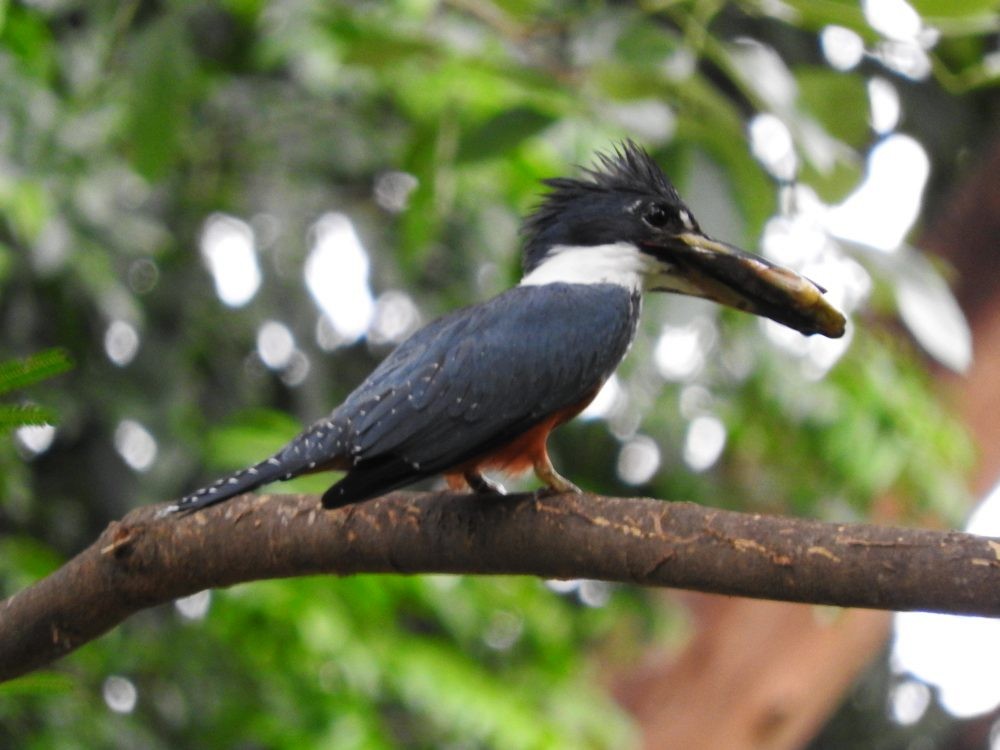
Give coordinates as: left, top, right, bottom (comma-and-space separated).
0, 404, 57, 431
0, 350, 72, 397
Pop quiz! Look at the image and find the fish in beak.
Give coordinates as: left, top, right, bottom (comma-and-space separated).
644, 232, 846, 338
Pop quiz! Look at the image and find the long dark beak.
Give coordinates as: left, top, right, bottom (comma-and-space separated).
645, 232, 846, 338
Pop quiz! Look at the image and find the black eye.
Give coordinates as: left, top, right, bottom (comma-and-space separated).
642, 204, 672, 229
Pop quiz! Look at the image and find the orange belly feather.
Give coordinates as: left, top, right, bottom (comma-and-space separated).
450, 390, 598, 478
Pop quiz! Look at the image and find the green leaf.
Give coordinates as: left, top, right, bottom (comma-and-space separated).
334, 19, 439, 69
777, 0, 877, 39
800, 155, 862, 204
0, 536, 63, 583
0, 403, 56, 430
910, 0, 999, 18
0, 4, 55, 80
796, 67, 869, 147
126, 18, 198, 180
219, 0, 266, 22
676, 123, 775, 240
457, 107, 556, 162
0, 349, 72, 397
0, 178, 51, 244
0, 671, 73, 697
0, 240, 12, 281
615, 14, 682, 67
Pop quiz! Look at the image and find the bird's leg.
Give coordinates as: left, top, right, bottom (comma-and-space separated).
464, 470, 506, 495
533, 451, 582, 496
444, 470, 506, 495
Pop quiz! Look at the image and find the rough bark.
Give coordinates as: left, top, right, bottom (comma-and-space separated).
3, 490, 1000, 683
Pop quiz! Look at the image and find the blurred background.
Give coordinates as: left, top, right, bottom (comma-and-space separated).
1, 0, 999, 747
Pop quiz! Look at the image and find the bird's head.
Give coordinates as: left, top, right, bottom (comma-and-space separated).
521, 141, 846, 338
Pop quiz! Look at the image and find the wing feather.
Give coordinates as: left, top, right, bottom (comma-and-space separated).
324, 283, 639, 503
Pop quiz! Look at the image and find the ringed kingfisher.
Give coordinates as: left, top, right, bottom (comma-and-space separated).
175, 141, 845, 513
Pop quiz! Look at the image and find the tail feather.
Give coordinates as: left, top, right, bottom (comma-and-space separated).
321, 455, 420, 509
170, 457, 287, 513
170, 417, 352, 514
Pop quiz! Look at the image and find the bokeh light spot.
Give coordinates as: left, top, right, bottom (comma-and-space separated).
545, 579, 580, 595
868, 77, 901, 134
821, 25, 864, 71
305, 212, 375, 346
654, 322, 712, 382
104, 319, 140, 366
368, 290, 421, 346
257, 320, 295, 370
864, 0, 921, 42
16, 424, 56, 456
888, 679, 931, 725
175, 590, 212, 621
617, 435, 661, 486
578, 580, 612, 608
827, 134, 929, 251
127, 258, 159, 294
580, 374, 625, 421
102, 675, 138, 714
483, 611, 523, 651
682, 415, 726, 472
893, 479, 1000, 718
374, 171, 419, 213
200, 213, 261, 307
280, 350, 311, 387
114, 419, 157, 472
749, 113, 797, 181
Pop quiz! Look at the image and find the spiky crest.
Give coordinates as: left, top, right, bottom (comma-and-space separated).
521, 141, 682, 274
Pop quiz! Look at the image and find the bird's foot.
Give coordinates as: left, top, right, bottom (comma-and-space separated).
534, 476, 582, 498
532, 454, 582, 497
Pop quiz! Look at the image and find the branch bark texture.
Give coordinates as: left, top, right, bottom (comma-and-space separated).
3, 490, 999, 682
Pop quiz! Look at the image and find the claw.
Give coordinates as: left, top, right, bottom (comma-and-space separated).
533, 453, 582, 495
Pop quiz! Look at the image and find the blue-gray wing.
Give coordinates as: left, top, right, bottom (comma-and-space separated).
320, 282, 640, 504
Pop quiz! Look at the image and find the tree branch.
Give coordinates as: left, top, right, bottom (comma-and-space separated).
3, 490, 999, 682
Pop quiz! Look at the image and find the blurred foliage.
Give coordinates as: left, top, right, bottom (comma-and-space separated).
0, 348, 72, 429
0, 0, 994, 747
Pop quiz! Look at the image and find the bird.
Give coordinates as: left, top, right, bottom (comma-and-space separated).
173, 141, 845, 514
